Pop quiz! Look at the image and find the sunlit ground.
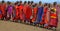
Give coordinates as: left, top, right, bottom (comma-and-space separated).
0, 20, 52, 31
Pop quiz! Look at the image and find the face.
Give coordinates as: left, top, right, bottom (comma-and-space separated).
39, 1, 42, 6
20, 1, 22, 5
53, 2, 57, 7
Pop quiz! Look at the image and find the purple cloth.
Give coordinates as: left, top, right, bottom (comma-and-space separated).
7, 5, 13, 15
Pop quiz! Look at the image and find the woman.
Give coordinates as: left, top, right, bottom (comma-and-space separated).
49, 2, 58, 29
7, 2, 13, 20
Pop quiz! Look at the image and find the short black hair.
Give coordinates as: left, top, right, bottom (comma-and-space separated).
2, 0, 5, 3
53, 2, 57, 6
7, 1, 11, 5
24, 1, 27, 4
15, 1, 19, 5
20, 1, 22, 3
35, 3, 37, 6
39, 1, 42, 5
44, 3, 48, 7
31, 1, 33, 4
28, 1, 30, 4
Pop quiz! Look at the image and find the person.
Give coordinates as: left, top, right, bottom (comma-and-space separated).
12, 1, 19, 22
34, 1, 44, 25
48, 2, 58, 29
23, 1, 28, 23
42, 3, 49, 28
1, 1, 7, 20
25, 1, 32, 24
6, 1, 13, 20
18, 1, 24, 22
32, 3, 38, 23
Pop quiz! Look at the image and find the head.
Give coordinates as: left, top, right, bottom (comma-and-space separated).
20, 1, 22, 5
39, 1, 42, 6
2, 0, 5, 4
24, 1, 27, 5
44, 3, 48, 7
35, 3, 37, 7
53, 2, 57, 7
31, 1, 34, 5
28, 1, 31, 5
15, 1, 19, 5
7, 1, 11, 5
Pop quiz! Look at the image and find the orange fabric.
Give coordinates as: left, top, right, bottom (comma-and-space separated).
51, 13, 57, 18
1, 3, 6, 15
42, 7, 48, 24
32, 7, 37, 22
25, 5, 32, 20
23, 5, 28, 15
34, 7, 37, 14
15, 5, 19, 18
18, 5, 24, 20
51, 13, 56, 17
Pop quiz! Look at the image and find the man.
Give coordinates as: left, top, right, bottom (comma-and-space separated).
18, 1, 24, 22
12, 1, 19, 22
1, 1, 7, 20
34, 1, 44, 26
25, 1, 32, 24
32, 3, 38, 23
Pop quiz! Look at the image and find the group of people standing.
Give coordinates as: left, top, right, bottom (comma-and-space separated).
0, 1, 59, 29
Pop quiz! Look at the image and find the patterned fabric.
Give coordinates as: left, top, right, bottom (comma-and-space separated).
49, 8, 58, 27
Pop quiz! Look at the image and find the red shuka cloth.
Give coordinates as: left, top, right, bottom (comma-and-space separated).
25, 5, 32, 20
18, 5, 24, 20
32, 7, 37, 22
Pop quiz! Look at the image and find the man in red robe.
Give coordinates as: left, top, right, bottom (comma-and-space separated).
25, 1, 32, 23
12, 1, 19, 22
32, 3, 38, 23
18, 1, 24, 22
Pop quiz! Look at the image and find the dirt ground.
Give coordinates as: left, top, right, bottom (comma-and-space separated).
0, 20, 53, 31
